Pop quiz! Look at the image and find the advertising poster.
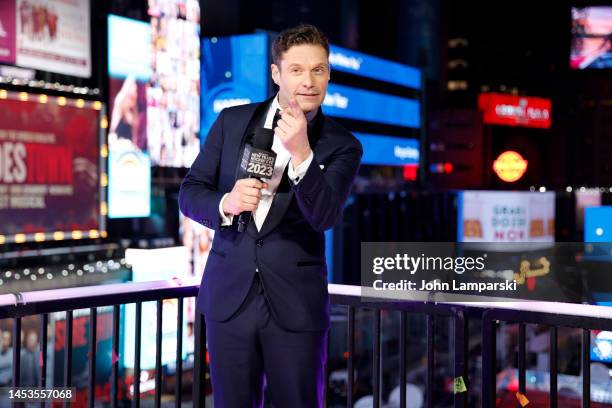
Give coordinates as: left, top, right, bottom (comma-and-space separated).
459, 191, 555, 243
14, 0, 91, 77
0, 92, 103, 242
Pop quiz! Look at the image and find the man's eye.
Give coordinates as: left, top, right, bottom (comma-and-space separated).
291, 69, 302, 74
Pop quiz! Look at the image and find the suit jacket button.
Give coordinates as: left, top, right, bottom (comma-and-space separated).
256, 239, 263, 247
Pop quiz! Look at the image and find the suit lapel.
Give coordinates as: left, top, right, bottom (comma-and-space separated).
257, 109, 325, 237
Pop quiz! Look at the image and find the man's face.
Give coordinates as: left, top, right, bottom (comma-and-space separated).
271, 44, 330, 113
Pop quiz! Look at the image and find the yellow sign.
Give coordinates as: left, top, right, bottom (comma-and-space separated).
493, 151, 528, 182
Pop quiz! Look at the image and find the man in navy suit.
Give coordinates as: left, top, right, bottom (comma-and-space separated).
179, 24, 362, 407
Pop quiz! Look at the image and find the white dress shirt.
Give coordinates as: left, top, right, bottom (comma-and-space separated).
218, 95, 315, 231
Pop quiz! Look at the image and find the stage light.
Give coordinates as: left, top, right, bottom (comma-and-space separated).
34, 233, 45, 242
596, 227, 604, 236
18, 92, 28, 101
46, 273, 53, 280
72, 231, 83, 239
39, 94, 48, 103
53, 231, 64, 240
57, 96, 66, 106
14, 234, 26, 243
76, 99, 85, 108
89, 230, 100, 239
566, 186, 572, 192
101, 173, 108, 187
539, 186, 546, 192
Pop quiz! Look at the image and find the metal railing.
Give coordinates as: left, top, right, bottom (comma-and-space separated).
1, 281, 612, 407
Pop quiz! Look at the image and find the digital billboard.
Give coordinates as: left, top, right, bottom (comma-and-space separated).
571, 6, 612, 69
584, 206, 612, 242
478, 93, 551, 129
0, 0, 92, 77
323, 83, 420, 128
329, 44, 421, 89
200, 33, 268, 141
107, 15, 151, 218
0, 91, 105, 243
147, 0, 201, 167
458, 191, 555, 243
353, 132, 419, 166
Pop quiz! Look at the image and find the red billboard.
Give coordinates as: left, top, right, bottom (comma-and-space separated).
478, 93, 551, 129
0, 91, 106, 243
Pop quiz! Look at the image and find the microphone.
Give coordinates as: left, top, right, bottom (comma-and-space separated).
237, 127, 277, 232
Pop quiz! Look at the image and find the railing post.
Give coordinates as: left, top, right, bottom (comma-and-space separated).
549, 326, 557, 408
582, 329, 590, 408
452, 308, 468, 408
373, 310, 381, 408
399, 311, 407, 408
481, 311, 496, 408
426, 314, 434, 408
88, 307, 98, 408
193, 312, 207, 408
347, 306, 355, 408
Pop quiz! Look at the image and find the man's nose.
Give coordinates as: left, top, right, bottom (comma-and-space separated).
301, 72, 314, 87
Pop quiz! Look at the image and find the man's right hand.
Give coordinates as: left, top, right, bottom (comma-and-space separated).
222, 178, 268, 216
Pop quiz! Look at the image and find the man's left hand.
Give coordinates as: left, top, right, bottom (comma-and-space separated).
275, 97, 312, 167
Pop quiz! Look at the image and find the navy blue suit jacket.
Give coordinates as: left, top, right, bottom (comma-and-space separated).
179, 97, 362, 331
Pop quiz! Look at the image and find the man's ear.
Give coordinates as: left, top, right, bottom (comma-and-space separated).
271, 64, 280, 85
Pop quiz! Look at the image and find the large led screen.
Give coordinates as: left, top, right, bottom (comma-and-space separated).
323, 83, 420, 129
354, 132, 419, 166
329, 45, 421, 89
107, 15, 151, 218
147, 0, 201, 167
0, 92, 104, 243
571, 6, 612, 69
200, 33, 268, 142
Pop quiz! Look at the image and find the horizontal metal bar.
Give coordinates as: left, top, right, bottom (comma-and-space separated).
7, 280, 199, 317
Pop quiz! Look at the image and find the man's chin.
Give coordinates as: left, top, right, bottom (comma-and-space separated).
296, 99, 322, 113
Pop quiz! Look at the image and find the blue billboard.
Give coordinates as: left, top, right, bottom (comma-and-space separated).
329, 45, 421, 90
201, 33, 269, 141
354, 132, 419, 166
584, 206, 612, 242
323, 83, 420, 128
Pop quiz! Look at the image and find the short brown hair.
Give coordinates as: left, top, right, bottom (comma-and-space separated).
272, 24, 329, 66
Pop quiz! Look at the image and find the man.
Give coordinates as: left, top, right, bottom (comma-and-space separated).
179, 24, 362, 407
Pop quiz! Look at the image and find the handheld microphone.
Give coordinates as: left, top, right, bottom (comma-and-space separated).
237, 127, 277, 232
